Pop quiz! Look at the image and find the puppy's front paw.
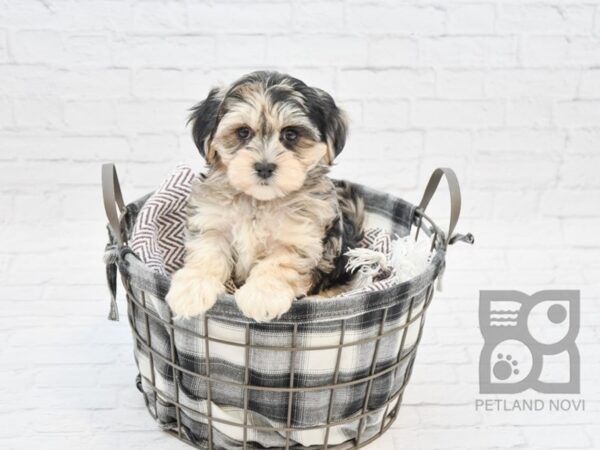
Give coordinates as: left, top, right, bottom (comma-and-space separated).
166, 269, 225, 319
235, 277, 295, 322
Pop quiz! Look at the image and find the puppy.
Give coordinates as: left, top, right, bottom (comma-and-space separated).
166, 71, 364, 322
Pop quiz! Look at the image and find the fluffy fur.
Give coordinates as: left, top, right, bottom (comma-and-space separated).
167, 71, 364, 321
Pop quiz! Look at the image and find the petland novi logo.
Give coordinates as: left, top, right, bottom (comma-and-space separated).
479, 290, 580, 394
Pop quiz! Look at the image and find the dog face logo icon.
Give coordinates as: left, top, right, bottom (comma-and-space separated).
479, 290, 580, 394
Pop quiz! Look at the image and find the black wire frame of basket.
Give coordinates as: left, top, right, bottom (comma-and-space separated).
102, 164, 473, 450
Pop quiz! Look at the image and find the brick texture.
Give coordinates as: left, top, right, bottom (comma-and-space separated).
1, 1, 599, 449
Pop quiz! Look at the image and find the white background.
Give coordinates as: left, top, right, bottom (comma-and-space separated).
1, 0, 599, 449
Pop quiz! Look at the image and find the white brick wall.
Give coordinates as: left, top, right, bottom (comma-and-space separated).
1, 1, 599, 449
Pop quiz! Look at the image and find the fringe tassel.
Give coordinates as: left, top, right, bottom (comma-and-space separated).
345, 248, 388, 275
436, 265, 445, 292
345, 234, 437, 288
105, 247, 120, 321
390, 236, 434, 283
345, 248, 390, 290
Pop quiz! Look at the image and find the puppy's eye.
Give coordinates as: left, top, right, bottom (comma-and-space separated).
281, 127, 299, 144
236, 127, 252, 140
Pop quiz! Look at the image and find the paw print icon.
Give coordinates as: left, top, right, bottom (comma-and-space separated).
479, 290, 580, 394
493, 353, 520, 380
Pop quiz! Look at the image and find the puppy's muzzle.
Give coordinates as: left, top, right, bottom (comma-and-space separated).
254, 162, 277, 179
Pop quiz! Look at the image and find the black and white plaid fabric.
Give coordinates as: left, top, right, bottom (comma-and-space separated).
107, 169, 446, 449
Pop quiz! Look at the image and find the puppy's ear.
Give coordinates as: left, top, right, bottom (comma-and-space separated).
313, 88, 348, 165
188, 87, 223, 164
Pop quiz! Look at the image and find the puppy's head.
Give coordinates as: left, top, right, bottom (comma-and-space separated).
189, 71, 347, 201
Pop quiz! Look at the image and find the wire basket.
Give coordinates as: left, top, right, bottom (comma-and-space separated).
102, 165, 472, 450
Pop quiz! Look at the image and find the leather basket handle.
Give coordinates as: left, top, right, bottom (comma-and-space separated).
418, 168, 474, 247
102, 163, 127, 246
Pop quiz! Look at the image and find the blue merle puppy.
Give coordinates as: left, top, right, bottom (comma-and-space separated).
167, 71, 364, 322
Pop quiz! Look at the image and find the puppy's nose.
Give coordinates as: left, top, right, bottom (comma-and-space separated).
254, 162, 277, 179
